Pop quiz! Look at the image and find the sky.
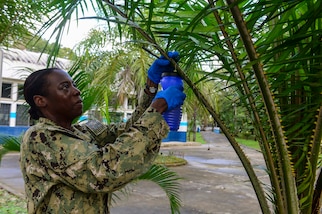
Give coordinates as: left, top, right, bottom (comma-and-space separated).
42, 4, 102, 49
59, 18, 102, 49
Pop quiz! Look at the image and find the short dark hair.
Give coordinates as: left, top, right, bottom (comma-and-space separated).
23, 68, 60, 120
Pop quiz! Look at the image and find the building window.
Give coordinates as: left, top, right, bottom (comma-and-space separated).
17, 84, 24, 100
1, 83, 12, 98
16, 104, 29, 126
0, 103, 10, 125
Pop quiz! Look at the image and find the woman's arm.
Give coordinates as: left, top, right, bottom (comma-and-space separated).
21, 107, 169, 194
83, 79, 158, 147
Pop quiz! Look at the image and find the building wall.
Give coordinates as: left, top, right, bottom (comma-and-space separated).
0, 80, 26, 127
0, 48, 70, 136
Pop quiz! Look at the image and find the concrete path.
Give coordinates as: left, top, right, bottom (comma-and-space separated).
0, 152, 25, 198
0, 131, 268, 213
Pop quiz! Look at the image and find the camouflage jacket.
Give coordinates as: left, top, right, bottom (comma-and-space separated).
20, 92, 169, 214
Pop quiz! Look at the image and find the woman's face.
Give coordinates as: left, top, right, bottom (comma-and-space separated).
41, 69, 83, 122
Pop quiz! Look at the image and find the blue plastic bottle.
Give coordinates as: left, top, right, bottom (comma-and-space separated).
160, 72, 183, 131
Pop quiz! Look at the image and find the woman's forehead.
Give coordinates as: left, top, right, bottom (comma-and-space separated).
48, 69, 73, 81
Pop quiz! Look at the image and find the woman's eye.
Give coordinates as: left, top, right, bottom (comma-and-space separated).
62, 83, 69, 89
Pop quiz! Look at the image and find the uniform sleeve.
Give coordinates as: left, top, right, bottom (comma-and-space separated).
23, 107, 169, 194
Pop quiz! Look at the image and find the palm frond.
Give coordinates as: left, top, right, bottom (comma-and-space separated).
137, 164, 182, 214
0, 135, 21, 165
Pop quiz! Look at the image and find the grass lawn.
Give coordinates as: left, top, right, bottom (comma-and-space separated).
195, 131, 259, 150
195, 132, 207, 144
0, 188, 26, 214
236, 138, 260, 150
154, 154, 187, 166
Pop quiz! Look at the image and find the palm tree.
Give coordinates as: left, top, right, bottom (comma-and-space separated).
58, 0, 319, 213
0, 0, 49, 47
8, 0, 321, 213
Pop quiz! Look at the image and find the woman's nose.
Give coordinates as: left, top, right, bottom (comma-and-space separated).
73, 86, 81, 95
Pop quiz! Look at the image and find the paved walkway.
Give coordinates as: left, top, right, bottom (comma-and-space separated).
0, 131, 268, 213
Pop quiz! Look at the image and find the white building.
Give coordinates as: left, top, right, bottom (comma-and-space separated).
0, 47, 69, 133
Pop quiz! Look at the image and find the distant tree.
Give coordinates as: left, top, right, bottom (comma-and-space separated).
24, 36, 77, 60
0, 0, 76, 60
0, 0, 49, 47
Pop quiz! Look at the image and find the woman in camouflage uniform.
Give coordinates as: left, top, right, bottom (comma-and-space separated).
20, 52, 185, 214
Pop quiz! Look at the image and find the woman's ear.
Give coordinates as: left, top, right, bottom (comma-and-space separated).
33, 95, 47, 108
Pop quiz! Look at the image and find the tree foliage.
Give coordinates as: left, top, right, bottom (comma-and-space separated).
0, 0, 49, 46
92, 0, 321, 213
2, 0, 321, 213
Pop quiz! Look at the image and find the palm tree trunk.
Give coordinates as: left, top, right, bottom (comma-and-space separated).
225, 0, 299, 213
103, 1, 271, 213
207, 0, 284, 211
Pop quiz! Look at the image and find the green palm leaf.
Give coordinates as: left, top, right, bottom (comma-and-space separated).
0, 135, 20, 165
137, 164, 182, 214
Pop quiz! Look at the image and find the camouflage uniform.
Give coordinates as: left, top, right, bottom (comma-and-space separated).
20, 92, 169, 214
